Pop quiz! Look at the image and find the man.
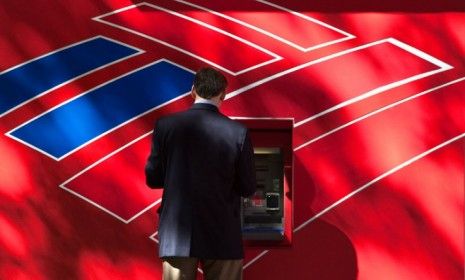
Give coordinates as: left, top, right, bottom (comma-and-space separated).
145, 67, 257, 280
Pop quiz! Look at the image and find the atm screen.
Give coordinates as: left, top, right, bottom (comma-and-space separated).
242, 147, 284, 240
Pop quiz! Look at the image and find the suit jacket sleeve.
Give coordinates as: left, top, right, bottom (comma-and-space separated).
235, 130, 257, 197
145, 120, 165, 188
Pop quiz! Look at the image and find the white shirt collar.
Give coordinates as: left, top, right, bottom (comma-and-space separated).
194, 96, 220, 107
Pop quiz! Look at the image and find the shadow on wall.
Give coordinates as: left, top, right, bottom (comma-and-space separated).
245, 156, 358, 280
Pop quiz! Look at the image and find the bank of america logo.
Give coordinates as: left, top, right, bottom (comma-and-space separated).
1, 0, 456, 270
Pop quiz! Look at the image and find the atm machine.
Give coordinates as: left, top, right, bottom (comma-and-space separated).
242, 147, 284, 240
234, 118, 293, 247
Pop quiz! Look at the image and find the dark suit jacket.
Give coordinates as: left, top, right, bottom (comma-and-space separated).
145, 103, 256, 259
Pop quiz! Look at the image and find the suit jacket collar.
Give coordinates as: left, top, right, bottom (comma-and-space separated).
190, 102, 219, 112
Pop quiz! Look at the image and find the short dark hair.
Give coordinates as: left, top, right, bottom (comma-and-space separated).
193, 67, 227, 99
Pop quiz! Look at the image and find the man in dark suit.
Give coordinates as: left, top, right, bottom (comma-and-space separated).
145, 67, 257, 280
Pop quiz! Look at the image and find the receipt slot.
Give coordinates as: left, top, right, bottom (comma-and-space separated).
234, 118, 293, 246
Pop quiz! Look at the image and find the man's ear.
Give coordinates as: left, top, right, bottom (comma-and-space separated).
219, 91, 226, 101
191, 87, 197, 100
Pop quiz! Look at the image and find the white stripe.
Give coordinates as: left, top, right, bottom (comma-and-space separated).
293, 38, 453, 127
149, 231, 159, 243
226, 39, 390, 100
294, 132, 465, 232
59, 131, 162, 224
243, 250, 270, 270
295, 77, 465, 151
256, 0, 355, 39
174, 0, 354, 52
93, 2, 282, 76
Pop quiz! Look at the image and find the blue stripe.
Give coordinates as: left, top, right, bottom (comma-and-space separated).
11, 61, 193, 159
0, 37, 139, 115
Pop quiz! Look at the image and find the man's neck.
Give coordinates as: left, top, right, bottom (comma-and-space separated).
194, 96, 221, 107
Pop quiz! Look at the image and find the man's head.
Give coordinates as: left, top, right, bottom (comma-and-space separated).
192, 67, 228, 101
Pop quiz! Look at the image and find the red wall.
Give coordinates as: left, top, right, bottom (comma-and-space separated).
0, 0, 464, 279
